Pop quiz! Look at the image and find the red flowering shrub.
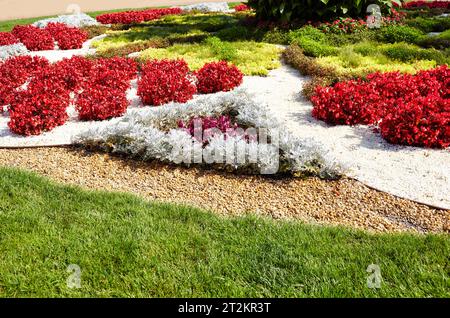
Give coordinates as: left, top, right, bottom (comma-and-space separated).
46, 23, 88, 50
138, 59, 196, 106
75, 85, 129, 121
0, 32, 18, 46
8, 67, 70, 135
235, 4, 251, 12
12, 25, 54, 51
74, 57, 137, 120
196, 61, 243, 94
96, 7, 182, 24
403, 1, 450, 9
311, 80, 380, 125
379, 95, 449, 148
95, 57, 138, 82
311, 66, 450, 148
52, 56, 94, 91
2, 55, 138, 132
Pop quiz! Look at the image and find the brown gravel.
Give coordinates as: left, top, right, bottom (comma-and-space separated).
0, 146, 448, 234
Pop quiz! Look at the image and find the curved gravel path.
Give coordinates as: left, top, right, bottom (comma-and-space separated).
241, 64, 450, 210
0, 147, 448, 234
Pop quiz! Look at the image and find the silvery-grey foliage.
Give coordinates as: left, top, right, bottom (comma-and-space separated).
0, 43, 29, 60
180, 2, 233, 13
76, 89, 343, 177
33, 13, 99, 28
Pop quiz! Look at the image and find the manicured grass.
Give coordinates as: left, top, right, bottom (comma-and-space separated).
0, 167, 448, 297
0, 15, 56, 32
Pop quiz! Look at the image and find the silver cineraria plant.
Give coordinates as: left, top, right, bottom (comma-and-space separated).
0, 43, 29, 61
75, 88, 344, 178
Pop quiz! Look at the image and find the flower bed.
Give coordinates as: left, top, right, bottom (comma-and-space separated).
311, 66, 450, 148
8, 62, 73, 135
96, 8, 182, 25
0, 55, 245, 136
0, 56, 138, 135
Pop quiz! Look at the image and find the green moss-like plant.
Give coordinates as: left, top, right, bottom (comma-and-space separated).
377, 25, 425, 44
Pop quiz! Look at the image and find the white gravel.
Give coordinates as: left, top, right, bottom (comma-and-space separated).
1, 61, 448, 209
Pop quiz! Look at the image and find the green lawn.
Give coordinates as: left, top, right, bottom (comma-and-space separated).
0, 167, 448, 297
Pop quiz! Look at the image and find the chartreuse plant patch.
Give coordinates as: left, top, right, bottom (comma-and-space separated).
316, 53, 437, 77
0, 167, 449, 297
91, 27, 209, 50
139, 40, 281, 76
314, 41, 447, 77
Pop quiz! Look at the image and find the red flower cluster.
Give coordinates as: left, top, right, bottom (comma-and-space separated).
76, 86, 129, 121
2, 56, 138, 133
0, 56, 49, 108
196, 61, 243, 94
403, 1, 450, 9
46, 23, 88, 50
75, 57, 137, 121
234, 4, 251, 12
311, 66, 450, 148
8, 65, 71, 136
316, 18, 367, 34
96, 7, 182, 24
379, 95, 449, 148
10, 23, 88, 51
138, 59, 196, 106
12, 25, 54, 51
95, 57, 138, 83
2, 55, 245, 135
0, 32, 18, 46
52, 56, 94, 91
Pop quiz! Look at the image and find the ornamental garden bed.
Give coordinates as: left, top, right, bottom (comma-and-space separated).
0, 0, 449, 299
0, 1, 449, 209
